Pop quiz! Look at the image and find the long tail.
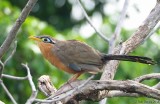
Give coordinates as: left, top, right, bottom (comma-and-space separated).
102, 55, 156, 65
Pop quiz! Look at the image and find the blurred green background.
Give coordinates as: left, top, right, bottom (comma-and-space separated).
0, 0, 160, 104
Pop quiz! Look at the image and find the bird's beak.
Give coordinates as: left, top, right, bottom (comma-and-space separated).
29, 36, 41, 42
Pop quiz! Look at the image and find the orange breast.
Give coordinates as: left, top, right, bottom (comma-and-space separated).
38, 42, 77, 74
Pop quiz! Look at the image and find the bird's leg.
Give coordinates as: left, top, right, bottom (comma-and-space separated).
69, 73, 82, 82
66, 73, 82, 88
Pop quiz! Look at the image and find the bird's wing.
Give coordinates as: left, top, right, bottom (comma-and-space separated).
52, 40, 103, 72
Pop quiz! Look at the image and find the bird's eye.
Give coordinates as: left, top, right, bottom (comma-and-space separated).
41, 38, 51, 43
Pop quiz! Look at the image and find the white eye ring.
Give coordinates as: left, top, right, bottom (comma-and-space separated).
42, 38, 51, 43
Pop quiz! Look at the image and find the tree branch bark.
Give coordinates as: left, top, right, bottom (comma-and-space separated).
0, 0, 38, 59
35, 79, 160, 103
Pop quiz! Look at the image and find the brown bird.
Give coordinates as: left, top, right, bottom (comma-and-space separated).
29, 35, 155, 82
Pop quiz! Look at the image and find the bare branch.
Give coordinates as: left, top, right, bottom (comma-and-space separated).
50, 75, 94, 101
2, 74, 27, 80
0, 79, 17, 104
34, 99, 53, 103
100, 72, 160, 98
64, 80, 160, 102
101, 0, 160, 81
107, 90, 139, 98
84, 72, 160, 102
134, 73, 160, 82
22, 63, 38, 104
108, 0, 130, 53
38, 75, 57, 96
37, 75, 62, 104
35, 79, 160, 103
0, 0, 38, 59
35, 75, 94, 103
100, 1, 129, 103
107, 81, 160, 98
0, 60, 4, 78
4, 41, 17, 65
76, 0, 109, 42
35, 72, 160, 103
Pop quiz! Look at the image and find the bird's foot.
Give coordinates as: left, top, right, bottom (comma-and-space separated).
66, 80, 74, 89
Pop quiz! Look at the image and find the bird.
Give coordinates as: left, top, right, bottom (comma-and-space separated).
29, 35, 156, 82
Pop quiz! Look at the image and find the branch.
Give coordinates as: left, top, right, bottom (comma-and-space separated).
108, 0, 130, 53
2, 74, 27, 80
121, 2, 160, 54
100, 74, 160, 98
22, 63, 38, 104
64, 80, 160, 102
0, 60, 4, 78
107, 90, 139, 98
0, 79, 17, 104
38, 75, 57, 96
143, 24, 160, 43
35, 75, 94, 103
100, 1, 129, 103
36, 79, 160, 103
0, 0, 38, 59
4, 41, 17, 65
107, 73, 160, 98
134, 73, 160, 82
100, 0, 160, 81
35, 73, 160, 103
0, 41, 17, 78
76, 0, 109, 42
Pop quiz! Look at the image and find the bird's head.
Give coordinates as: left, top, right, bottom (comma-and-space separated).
29, 35, 56, 44
29, 35, 57, 54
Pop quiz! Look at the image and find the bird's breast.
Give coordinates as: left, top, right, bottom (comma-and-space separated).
38, 43, 77, 74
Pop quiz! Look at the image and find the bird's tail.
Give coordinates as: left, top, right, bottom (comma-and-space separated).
102, 55, 156, 65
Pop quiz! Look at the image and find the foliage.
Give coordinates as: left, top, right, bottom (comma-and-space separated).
0, 0, 159, 104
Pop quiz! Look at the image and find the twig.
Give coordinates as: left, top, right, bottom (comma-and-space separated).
134, 73, 160, 82
4, 41, 17, 65
76, 0, 109, 43
108, 0, 130, 53
22, 63, 38, 104
0, 60, 4, 78
0, 0, 38, 59
0, 79, 17, 104
2, 74, 28, 80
